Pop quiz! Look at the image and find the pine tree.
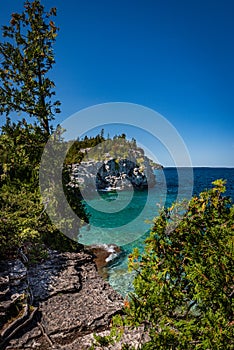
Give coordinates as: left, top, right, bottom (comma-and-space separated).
0, 0, 61, 136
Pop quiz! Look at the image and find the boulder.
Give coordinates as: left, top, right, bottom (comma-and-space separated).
87, 244, 123, 279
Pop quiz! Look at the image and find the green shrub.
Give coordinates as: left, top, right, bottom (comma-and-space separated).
113, 180, 234, 349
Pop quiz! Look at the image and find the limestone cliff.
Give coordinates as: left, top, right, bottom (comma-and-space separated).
69, 153, 158, 193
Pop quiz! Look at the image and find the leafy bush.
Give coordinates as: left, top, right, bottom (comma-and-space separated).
113, 180, 234, 349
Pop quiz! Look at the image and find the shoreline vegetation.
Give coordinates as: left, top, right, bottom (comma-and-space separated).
0, 1, 233, 348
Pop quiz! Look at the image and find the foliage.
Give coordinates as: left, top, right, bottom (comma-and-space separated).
0, 184, 83, 260
0, 0, 61, 135
89, 314, 124, 349
0, 117, 45, 184
112, 180, 234, 349
0, 1, 86, 261
64, 131, 105, 165
0, 120, 89, 260
0, 183, 46, 260
64, 133, 158, 168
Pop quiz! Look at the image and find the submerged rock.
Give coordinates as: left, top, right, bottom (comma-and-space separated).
87, 244, 123, 279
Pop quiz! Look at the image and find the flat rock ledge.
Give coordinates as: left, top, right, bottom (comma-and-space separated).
0, 250, 123, 350
0, 249, 146, 349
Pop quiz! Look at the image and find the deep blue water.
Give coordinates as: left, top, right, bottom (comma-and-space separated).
80, 167, 234, 295
159, 167, 234, 201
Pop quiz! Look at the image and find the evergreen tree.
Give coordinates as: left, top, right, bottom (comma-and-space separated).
0, 0, 61, 136
0, 1, 87, 260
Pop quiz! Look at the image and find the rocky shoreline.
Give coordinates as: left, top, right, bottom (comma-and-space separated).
0, 247, 148, 349
0, 249, 124, 349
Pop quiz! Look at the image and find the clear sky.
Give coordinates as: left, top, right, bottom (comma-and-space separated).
1, 0, 234, 167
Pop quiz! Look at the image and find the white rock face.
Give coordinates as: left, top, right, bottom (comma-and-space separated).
69, 155, 156, 192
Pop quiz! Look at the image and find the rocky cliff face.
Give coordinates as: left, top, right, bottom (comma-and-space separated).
70, 155, 156, 193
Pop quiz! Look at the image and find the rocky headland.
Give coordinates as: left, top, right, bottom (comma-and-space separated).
66, 137, 163, 195
69, 155, 159, 193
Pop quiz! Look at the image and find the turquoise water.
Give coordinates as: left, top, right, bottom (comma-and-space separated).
80, 168, 234, 296
79, 186, 164, 246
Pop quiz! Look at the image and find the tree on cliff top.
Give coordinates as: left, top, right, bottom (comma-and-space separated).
0, 0, 61, 136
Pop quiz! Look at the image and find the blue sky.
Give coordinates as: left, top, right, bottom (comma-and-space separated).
1, 0, 234, 166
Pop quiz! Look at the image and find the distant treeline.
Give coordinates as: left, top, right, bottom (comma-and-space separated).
65, 129, 144, 165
